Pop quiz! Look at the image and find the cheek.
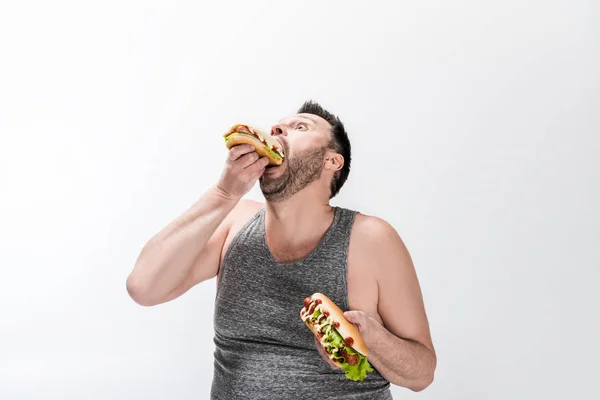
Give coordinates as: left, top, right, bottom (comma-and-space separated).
290, 135, 318, 153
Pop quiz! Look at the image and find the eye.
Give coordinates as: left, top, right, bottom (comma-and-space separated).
295, 123, 308, 131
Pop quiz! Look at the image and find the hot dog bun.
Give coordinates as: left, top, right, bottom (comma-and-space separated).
309, 292, 368, 356
301, 292, 369, 357
223, 124, 284, 166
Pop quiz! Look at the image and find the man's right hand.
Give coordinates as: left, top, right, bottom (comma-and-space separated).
216, 144, 269, 199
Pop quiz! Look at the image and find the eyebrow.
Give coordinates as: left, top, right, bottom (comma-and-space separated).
298, 115, 318, 124
279, 115, 318, 126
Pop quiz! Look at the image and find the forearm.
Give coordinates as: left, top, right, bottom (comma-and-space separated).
368, 327, 436, 391
128, 185, 239, 301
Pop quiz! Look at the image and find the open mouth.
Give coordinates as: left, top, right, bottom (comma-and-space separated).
267, 153, 285, 168
264, 161, 285, 173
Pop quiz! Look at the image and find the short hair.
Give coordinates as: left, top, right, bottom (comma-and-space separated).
297, 100, 351, 198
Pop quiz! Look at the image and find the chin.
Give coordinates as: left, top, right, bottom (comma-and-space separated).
263, 163, 286, 177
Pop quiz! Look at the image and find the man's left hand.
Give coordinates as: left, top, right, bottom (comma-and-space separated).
343, 310, 383, 344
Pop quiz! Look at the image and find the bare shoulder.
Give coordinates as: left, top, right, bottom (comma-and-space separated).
351, 212, 405, 250
352, 212, 397, 235
216, 199, 264, 281
229, 198, 263, 224
350, 212, 413, 281
223, 199, 263, 244
345, 213, 405, 322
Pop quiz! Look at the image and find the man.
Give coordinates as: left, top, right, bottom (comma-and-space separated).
126, 101, 436, 399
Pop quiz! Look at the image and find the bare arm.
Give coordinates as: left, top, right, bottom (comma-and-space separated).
344, 216, 436, 391
363, 319, 436, 391
126, 186, 238, 306
126, 143, 269, 306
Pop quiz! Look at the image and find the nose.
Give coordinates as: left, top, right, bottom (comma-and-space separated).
270, 124, 286, 136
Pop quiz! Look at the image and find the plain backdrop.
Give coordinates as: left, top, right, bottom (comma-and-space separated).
1, 1, 599, 399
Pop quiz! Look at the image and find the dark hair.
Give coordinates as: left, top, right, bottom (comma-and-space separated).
297, 100, 351, 198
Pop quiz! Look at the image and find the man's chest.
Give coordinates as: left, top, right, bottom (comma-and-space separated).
264, 231, 383, 324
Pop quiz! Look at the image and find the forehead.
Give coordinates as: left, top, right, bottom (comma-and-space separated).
279, 113, 331, 129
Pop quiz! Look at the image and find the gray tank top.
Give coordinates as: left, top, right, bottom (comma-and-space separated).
211, 206, 393, 399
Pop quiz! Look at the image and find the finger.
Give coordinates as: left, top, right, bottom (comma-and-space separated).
314, 336, 340, 369
314, 337, 328, 358
315, 335, 324, 349
343, 310, 363, 325
227, 144, 255, 161
246, 156, 269, 172
326, 356, 340, 369
234, 151, 260, 169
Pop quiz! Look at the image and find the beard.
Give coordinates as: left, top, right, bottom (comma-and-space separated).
259, 145, 327, 203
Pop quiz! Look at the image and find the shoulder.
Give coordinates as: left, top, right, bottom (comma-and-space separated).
218, 199, 264, 271
226, 198, 264, 232
349, 212, 412, 273
351, 212, 402, 245
234, 198, 264, 216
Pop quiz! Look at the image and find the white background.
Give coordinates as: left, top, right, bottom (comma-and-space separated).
1, 1, 599, 399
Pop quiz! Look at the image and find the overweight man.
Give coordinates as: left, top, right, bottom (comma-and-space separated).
126, 101, 436, 399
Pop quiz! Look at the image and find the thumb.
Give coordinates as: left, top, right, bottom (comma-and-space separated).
343, 310, 362, 325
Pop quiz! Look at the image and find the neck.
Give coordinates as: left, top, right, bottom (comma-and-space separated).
264, 185, 335, 247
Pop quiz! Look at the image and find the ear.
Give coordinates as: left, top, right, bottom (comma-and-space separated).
324, 152, 344, 172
